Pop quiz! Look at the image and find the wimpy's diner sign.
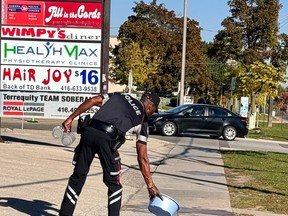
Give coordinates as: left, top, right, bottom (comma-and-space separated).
1, 26, 101, 41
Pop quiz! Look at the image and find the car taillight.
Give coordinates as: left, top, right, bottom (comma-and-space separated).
241, 117, 247, 125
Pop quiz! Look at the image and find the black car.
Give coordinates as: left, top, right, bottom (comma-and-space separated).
148, 104, 248, 141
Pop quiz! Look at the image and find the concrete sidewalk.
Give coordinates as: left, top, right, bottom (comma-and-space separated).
121, 136, 232, 216
1, 129, 285, 216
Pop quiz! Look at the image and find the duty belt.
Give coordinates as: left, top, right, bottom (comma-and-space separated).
89, 119, 119, 140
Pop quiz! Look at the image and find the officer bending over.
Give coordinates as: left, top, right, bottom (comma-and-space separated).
59, 91, 162, 216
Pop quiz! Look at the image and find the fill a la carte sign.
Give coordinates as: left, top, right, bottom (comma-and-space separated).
45, 1, 102, 28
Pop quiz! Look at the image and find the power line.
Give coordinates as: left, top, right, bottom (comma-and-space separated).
201, 28, 219, 33
279, 13, 288, 29
279, 13, 288, 22
110, 26, 219, 33
280, 21, 288, 29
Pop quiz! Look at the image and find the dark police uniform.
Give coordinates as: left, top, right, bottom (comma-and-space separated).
59, 92, 148, 216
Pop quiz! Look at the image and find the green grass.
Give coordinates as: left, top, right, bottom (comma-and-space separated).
222, 150, 288, 214
247, 123, 288, 141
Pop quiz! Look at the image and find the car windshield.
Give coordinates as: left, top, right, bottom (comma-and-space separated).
166, 105, 191, 114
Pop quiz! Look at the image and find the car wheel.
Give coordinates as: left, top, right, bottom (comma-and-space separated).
162, 121, 177, 136
223, 126, 237, 141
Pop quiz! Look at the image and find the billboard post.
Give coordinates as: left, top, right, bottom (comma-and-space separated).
101, 0, 111, 94
0, 118, 3, 142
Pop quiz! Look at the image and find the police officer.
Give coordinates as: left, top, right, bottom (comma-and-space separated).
59, 92, 162, 216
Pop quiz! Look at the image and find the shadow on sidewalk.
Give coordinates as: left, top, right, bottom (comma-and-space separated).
0, 197, 59, 216
1, 135, 65, 148
122, 142, 288, 197
123, 160, 287, 197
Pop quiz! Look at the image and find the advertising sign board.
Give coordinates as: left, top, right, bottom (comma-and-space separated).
44, 1, 102, 28
1, 40, 101, 67
1, 26, 101, 41
3, 0, 45, 26
0, 0, 107, 120
0, 0, 103, 92
0, 92, 98, 119
0, 65, 100, 93
1, 0, 102, 28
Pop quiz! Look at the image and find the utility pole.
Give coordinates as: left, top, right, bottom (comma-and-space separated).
179, 0, 188, 105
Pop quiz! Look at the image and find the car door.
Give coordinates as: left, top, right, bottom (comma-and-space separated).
205, 107, 229, 134
180, 106, 208, 133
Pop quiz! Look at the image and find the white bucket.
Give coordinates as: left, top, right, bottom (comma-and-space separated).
148, 194, 180, 216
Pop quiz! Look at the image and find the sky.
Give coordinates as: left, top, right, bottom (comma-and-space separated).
110, 0, 288, 42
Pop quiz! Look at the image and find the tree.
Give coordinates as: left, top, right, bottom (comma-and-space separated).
234, 61, 285, 127
273, 33, 288, 70
275, 88, 288, 114
212, 0, 281, 62
111, 41, 161, 87
111, 0, 213, 93
204, 42, 236, 105
238, 61, 285, 99
210, 0, 286, 114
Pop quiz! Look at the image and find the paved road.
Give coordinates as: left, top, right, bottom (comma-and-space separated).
1, 119, 288, 216
2, 116, 288, 154
152, 134, 288, 154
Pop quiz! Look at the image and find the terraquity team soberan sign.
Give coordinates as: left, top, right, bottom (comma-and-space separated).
0, 0, 106, 119
0, 92, 97, 118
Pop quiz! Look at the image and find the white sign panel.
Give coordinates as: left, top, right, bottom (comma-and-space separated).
240, 97, 249, 117
0, 92, 98, 119
1, 40, 101, 67
1, 26, 101, 41
0, 65, 100, 93
184, 96, 194, 104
